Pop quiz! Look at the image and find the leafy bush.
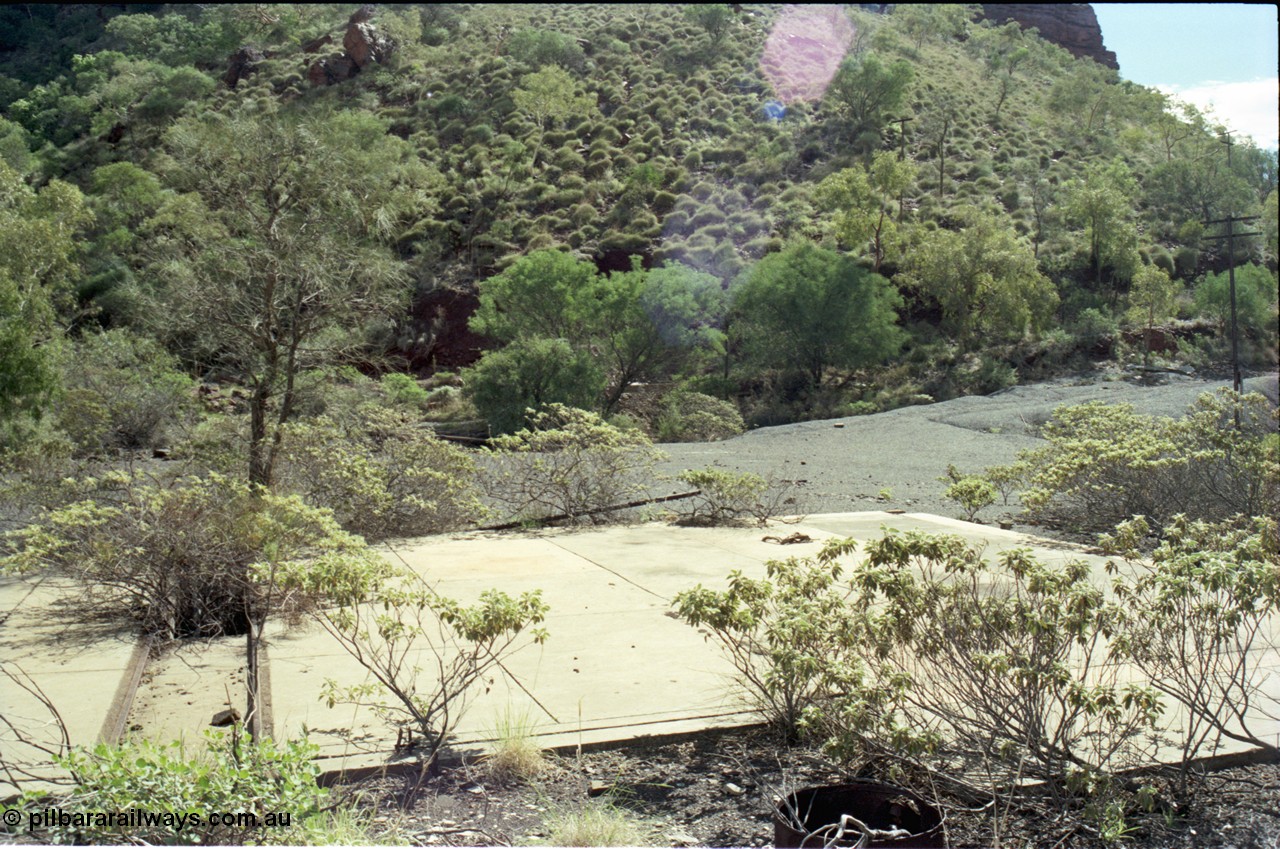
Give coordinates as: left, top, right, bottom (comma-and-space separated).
1017, 390, 1278, 531
675, 530, 1162, 789
379, 372, 428, 408
655, 390, 745, 442
1104, 515, 1280, 780
305, 577, 548, 761
19, 730, 328, 845
672, 538, 889, 742
853, 531, 1162, 787
484, 404, 663, 524
675, 468, 769, 525
464, 338, 605, 435
2, 473, 388, 639
1194, 263, 1279, 357
941, 464, 997, 520
54, 329, 195, 454
277, 405, 486, 540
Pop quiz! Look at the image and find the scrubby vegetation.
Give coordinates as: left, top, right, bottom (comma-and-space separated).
1, 4, 1276, 845
0, 3, 1274, 448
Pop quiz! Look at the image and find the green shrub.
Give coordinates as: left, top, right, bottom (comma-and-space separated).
54, 329, 195, 454
1017, 390, 1278, 532
940, 464, 997, 521
675, 468, 772, 525
1104, 515, 1280, 773
278, 405, 486, 540
464, 338, 605, 436
2, 473, 387, 640
655, 390, 745, 442
484, 404, 663, 524
379, 372, 429, 408
19, 730, 328, 845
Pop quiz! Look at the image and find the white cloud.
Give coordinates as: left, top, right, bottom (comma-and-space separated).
1156, 78, 1280, 150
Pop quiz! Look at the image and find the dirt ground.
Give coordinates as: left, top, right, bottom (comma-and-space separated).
342, 728, 1280, 848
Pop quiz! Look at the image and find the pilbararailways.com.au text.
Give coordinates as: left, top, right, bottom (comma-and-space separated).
22, 807, 294, 831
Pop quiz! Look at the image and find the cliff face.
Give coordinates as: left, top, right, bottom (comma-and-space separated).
979, 4, 1118, 70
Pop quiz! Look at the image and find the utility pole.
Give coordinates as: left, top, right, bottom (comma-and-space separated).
1203, 132, 1261, 397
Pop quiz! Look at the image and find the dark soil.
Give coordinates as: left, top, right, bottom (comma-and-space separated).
340, 728, 1280, 847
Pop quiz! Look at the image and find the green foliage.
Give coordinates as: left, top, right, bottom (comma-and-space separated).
54, 329, 195, 454
671, 538, 888, 741
471, 253, 726, 418
683, 5, 733, 43
512, 65, 596, 130
857, 531, 1161, 785
1064, 159, 1140, 288
379, 372, 428, 408
0, 160, 92, 439
896, 210, 1057, 349
827, 54, 913, 143
675, 468, 770, 525
3, 472, 391, 639
940, 463, 996, 520
278, 405, 486, 540
151, 102, 433, 485
485, 404, 663, 523
1017, 390, 1279, 531
1104, 515, 1280, 769
311, 580, 549, 759
1125, 263, 1180, 367
732, 242, 904, 388
1194, 263, 1279, 351
655, 389, 745, 442
814, 152, 915, 270
893, 4, 975, 47
471, 249, 600, 342
21, 730, 328, 845
464, 337, 605, 435
507, 28, 585, 70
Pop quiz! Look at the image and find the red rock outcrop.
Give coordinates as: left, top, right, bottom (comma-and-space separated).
307, 6, 393, 86
979, 4, 1117, 69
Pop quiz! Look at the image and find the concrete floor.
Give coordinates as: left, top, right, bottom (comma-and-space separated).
4, 513, 1277, 788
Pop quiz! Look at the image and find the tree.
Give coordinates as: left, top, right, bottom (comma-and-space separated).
512, 65, 595, 161
814, 152, 916, 271
896, 211, 1058, 350
971, 22, 1032, 120
463, 337, 604, 435
731, 242, 904, 388
1064, 159, 1140, 289
592, 261, 726, 413
470, 249, 601, 343
0, 161, 92, 440
893, 4, 974, 48
1194, 263, 1279, 349
470, 252, 726, 418
149, 103, 435, 487
827, 55, 913, 145
1126, 264, 1181, 368
684, 4, 733, 43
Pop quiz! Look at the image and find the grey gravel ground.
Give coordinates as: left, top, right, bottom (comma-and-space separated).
654, 369, 1279, 528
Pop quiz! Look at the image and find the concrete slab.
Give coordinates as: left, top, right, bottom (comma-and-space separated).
6, 513, 1277, 787
259, 512, 1279, 778
0, 574, 142, 793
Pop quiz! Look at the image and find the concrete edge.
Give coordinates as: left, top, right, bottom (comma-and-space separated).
315, 719, 766, 788
97, 635, 154, 745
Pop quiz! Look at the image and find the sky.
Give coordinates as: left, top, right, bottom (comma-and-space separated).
1092, 3, 1279, 150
